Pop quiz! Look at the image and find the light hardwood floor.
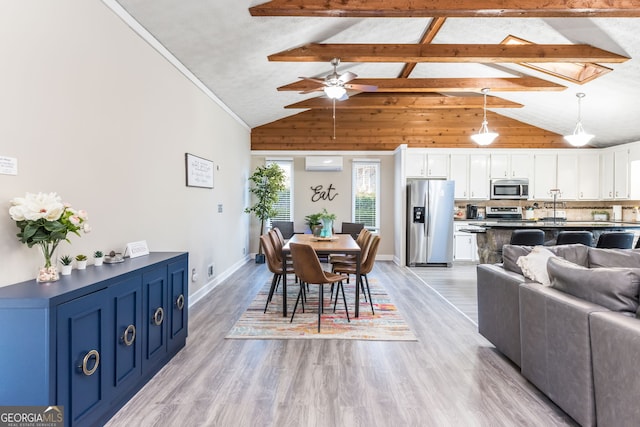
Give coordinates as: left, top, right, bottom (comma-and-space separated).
106, 261, 576, 427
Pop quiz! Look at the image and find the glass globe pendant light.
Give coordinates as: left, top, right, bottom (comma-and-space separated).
564, 93, 594, 147
471, 88, 499, 146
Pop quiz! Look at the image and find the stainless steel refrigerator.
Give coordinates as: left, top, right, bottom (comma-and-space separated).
407, 179, 455, 266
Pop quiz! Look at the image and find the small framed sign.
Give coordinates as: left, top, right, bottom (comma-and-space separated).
125, 240, 149, 259
185, 153, 214, 188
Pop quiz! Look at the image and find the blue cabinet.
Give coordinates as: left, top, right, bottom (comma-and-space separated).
0, 252, 188, 427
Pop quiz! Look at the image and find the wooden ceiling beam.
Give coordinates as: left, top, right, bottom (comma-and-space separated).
284, 93, 523, 109
268, 43, 629, 63
278, 77, 566, 92
250, 1, 640, 18
399, 17, 447, 78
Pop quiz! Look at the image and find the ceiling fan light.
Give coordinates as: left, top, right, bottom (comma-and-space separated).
324, 86, 346, 100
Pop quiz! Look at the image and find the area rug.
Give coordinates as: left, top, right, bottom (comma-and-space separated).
226, 277, 417, 341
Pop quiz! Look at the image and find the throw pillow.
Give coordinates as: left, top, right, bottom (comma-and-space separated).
588, 247, 640, 268
502, 245, 534, 275
547, 257, 640, 315
516, 246, 557, 285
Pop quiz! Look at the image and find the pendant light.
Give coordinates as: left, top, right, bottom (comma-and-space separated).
471, 88, 499, 146
564, 92, 594, 147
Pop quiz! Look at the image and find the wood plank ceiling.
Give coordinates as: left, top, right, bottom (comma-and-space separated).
249, 1, 633, 151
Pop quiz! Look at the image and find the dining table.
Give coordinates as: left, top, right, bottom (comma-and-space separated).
281, 233, 362, 318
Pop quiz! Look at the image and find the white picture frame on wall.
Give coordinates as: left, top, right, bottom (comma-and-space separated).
185, 153, 214, 189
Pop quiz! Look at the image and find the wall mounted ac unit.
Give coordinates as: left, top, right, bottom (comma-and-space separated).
305, 156, 343, 171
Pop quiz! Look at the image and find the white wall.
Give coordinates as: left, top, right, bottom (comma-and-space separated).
249, 153, 396, 259
0, 0, 251, 291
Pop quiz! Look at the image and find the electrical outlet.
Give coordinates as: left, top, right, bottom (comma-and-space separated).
207, 263, 214, 278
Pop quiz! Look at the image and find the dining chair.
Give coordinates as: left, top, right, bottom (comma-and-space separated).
271, 221, 294, 239
596, 232, 635, 249
329, 228, 372, 267
556, 231, 593, 246
289, 242, 350, 332
510, 229, 545, 246
340, 222, 365, 239
260, 234, 295, 313
332, 235, 381, 315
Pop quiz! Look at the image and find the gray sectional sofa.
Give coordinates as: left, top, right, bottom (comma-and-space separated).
477, 244, 640, 427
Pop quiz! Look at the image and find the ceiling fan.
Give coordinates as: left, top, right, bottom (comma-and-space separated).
299, 58, 378, 100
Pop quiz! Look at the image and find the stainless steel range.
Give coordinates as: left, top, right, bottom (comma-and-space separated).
485, 206, 523, 221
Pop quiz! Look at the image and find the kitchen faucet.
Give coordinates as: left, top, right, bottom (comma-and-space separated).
549, 189, 562, 224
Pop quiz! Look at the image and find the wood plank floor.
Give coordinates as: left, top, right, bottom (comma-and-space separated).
106, 261, 576, 427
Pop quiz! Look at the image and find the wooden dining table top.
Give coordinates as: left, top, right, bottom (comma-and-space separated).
283, 233, 361, 254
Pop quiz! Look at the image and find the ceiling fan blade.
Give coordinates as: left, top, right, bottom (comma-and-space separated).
344, 83, 378, 92
299, 87, 325, 94
338, 71, 357, 84
338, 92, 349, 101
299, 76, 326, 84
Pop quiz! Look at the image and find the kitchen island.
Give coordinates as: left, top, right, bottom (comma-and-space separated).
466, 221, 640, 263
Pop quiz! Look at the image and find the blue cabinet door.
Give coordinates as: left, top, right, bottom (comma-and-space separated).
109, 274, 143, 396
56, 290, 110, 427
168, 258, 188, 353
142, 266, 167, 373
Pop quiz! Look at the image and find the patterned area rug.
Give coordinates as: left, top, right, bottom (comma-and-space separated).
226, 277, 417, 341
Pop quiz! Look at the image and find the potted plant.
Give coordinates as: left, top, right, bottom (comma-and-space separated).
75, 254, 88, 270
93, 250, 104, 266
319, 208, 337, 238
244, 163, 286, 263
59, 255, 73, 275
305, 212, 323, 236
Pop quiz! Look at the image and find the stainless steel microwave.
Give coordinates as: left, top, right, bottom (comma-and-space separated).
490, 179, 529, 200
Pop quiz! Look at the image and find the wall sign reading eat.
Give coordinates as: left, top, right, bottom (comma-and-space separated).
310, 184, 338, 202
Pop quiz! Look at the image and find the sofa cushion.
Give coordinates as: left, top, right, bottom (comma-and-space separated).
516, 246, 557, 285
503, 244, 589, 275
588, 247, 640, 268
547, 257, 640, 315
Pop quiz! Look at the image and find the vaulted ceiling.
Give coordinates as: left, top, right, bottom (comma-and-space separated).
113, 0, 640, 151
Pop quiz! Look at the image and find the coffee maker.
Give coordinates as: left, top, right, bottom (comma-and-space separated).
466, 204, 478, 219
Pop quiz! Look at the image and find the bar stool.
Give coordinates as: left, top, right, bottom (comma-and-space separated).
556, 231, 593, 246
510, 229, 545, 246
596, 232, 634, 249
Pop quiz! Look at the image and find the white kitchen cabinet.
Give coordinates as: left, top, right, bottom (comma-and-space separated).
578, 152, 600, 200
532, 154, 557, 200
468, 154, 490, 199
450, 154, 469, 199
406, 152, 448, 178
453, 222, 478, 261
556, 154, 578, 200
601, 148, 629, 199
490, 153, 530, 179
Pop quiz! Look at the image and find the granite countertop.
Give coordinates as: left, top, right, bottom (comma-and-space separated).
466, 220, 640, 229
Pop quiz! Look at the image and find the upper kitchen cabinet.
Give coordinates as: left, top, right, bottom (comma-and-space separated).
468, 154, 490, 200
532, 153, 557, 200
577, 152, 600, 200
406, 152, 448, 178
601, 148, 629, 199
450, 154, 469, 199
490, 153, 531, 179
556, 154, 579, 200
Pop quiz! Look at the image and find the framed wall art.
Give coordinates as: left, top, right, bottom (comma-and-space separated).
185, 153, 214, 189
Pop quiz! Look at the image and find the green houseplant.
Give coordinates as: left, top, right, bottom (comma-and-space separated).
93, 250, 104, 266
59, 255, 73, 276
304, 212, 323, 235
245, 163, 286, 263
75, 254, 88, 270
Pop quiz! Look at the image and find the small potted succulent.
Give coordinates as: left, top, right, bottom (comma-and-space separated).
75, 254, 88, 270
59, 255, 73, 275
93, 250, 104, 266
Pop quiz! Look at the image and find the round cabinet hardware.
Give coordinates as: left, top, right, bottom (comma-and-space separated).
176, 294, 185, 310
121, 324, 136, 346
152, 307, 164, 326
80, 350, 100, 376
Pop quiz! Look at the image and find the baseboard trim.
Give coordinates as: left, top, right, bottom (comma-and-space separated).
189, 255, 251, 307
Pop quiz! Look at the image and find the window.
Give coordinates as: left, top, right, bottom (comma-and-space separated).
352, 160, 380, 232
266, 158, 293, 222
